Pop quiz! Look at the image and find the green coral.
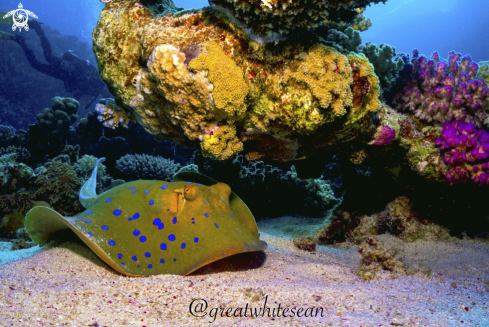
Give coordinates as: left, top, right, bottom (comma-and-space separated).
36, 97, 79, 139
361, 42, 404, 94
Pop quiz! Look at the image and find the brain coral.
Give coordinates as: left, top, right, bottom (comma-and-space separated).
93, 1, 382, 161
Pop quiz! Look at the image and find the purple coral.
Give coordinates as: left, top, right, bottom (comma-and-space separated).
435, 121, 489, 186
393, 50, 489, 127
371, 125, 396, 145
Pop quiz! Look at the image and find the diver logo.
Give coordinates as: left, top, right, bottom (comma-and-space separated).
2, 3, 38, 32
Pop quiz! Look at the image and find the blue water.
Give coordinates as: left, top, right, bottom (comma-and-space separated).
2, 0, 488, 61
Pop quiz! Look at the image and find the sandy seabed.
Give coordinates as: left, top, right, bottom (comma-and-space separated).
0, 231, 488, 326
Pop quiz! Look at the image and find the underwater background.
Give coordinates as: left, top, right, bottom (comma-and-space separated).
0, 0, 489, 325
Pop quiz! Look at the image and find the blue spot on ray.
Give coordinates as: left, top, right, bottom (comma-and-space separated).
80, 227, 85, 230
108, 240, 116, 246
181, 243, 186, 249
204, 213, 209, 218
194, 237, 199, 243
149, 183, 155, 186
118, 253, 123, 259
160, 259, 165, 263
172, 217, 177, 224
85, 220, 91, 224
101, 225, 109, 230
160, 243, 167, 250
84, 210, 92, 215
185, 181, 192, 184
128, 186, 135, 190
145, 252, 151, 257
121, 262, 125, 265
140, 236, 147, 242
215, 223, 219, 228
149, 199, 154, 205
133, 229, 140, 236
168, 234, 176, 241
132, 256, 137, 261
105, 198, 112, 203
153, 218, 164, 230
87, 232, 93, 236
160, 185, 168, 189
132, 190, 137, 194
173, 258, 177, 262
148, 264, 152, 269
77, 217, 83, 220
113, 209, 122, 216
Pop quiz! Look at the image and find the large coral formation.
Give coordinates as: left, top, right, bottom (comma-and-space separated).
435, 121, 489, 186
92, 2, 382, 161
392, 50, 489, 127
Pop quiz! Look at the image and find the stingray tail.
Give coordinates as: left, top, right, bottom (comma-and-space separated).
79, 157, 106, 209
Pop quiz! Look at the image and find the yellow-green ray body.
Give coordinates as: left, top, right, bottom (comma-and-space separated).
25, 158, 266, 276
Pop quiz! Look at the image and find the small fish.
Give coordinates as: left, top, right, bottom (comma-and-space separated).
25, 158, 266, 276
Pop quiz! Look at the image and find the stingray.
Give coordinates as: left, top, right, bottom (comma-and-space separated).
25, 158, 267, 276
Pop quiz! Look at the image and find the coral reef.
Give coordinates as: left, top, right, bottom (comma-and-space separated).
435, 121, 489, 185
392, 50, 489, 127
115, 153, 181, 181
313, 196, 451, 245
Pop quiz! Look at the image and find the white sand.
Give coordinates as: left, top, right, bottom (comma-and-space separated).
0, 233, 488, 326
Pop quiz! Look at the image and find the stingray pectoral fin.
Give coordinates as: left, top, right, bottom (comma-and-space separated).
25, 206, 134, 276
229, 193, 260, 236
24, 206, 71, 245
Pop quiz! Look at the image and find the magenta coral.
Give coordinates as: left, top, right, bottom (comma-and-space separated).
393, 50, 489, 127
435, 121, 489, 186
370, 125, 396, 146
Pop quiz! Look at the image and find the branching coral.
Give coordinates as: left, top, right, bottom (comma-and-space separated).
209, 0, 385, 41
435, 120, 489, 186
95, 98, 129, 129
361, 42, 404, 94
392, 50, 489, 127
115, 153, 181, 181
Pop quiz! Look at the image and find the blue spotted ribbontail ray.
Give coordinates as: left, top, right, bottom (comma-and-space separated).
24, 158, 267, 276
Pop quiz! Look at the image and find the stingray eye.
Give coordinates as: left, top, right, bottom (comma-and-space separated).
184, 185, 200, 201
